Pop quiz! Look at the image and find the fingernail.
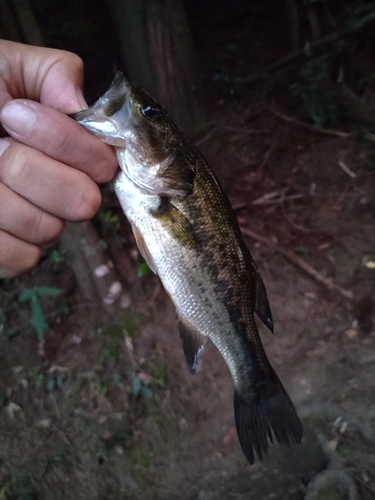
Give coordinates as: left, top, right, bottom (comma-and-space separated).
1, 101, 37, 136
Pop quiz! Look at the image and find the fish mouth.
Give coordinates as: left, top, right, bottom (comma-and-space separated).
70, 72, 131, 147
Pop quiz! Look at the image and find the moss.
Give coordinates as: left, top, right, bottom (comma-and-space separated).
149, 350, 168, 389
128, 448, 152, 481
98, 311, 152, 363
0, 473, 38, 500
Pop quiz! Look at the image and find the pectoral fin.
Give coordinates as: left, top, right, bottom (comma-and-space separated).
152, 198, 199, 250
131, 225, 157, 274
178, 316, 207, 374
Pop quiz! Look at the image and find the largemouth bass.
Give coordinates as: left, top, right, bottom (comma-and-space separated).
72, 73, 302, 464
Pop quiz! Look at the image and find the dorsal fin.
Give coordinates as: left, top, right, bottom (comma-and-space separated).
178, 316, 207, 374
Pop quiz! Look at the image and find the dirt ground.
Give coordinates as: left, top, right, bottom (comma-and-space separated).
1, 2, 375, 499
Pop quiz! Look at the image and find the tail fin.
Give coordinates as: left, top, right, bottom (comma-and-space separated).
234, 377, 303, 465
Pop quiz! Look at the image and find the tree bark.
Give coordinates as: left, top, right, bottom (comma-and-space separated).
107, 0, 203, 135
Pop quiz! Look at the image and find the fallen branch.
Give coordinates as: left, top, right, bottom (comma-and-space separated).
267, 106, 350, 138
267, 104, 375, 143
240, 226, 354, 301
61, 222, 123, 314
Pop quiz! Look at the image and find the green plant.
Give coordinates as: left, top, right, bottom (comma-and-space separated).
48, 248, 66, 263
27, 368, 45, 389
18, 287, 63, 341
294, 246, 309, 256
137, 261, 151, 277
96, 210, 120, 235
95, 209, 124, 247
130, 373, 153, 399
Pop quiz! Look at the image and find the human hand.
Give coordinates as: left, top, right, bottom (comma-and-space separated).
0, 40, 118, 278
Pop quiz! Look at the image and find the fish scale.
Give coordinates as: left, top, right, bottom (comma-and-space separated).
72, 72, 303, 465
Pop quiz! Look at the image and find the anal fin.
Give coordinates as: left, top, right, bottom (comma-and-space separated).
178, 316, 207, 374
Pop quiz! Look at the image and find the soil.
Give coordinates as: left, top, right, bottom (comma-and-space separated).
1, 1, 375, 499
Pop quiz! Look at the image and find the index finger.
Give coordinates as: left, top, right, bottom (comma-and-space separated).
0, 99, 118, 183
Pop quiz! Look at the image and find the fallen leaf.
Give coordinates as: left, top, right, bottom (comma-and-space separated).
344, 329, 358, 340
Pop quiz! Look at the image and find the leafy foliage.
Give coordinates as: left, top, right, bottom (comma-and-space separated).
290, 54, 340, 128
18, 287, 63, 341
344, 2, 375, 32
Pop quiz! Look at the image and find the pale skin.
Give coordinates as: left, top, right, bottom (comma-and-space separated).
0, 40, 118, 278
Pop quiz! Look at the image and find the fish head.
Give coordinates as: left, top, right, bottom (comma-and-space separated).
72, 72, 178, 165
72, 72, 195, 196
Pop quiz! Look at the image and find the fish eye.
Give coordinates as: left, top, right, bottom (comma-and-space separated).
141, 101, 163, 121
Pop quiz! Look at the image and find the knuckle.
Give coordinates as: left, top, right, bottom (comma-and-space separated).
50, 132, 71, 158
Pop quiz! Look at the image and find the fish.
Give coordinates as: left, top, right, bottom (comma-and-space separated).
71, 72, 303, 464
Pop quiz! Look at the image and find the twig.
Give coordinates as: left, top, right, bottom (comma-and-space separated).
195, 122, 222, 146
281, 203, 315, 233
195, 123, 268, 147
240, 226, 353, 301
240, 227, 271, 245
267, 106, 350, 138
338, 160, 357, 178
257, 137, 279, 171
222, 126, 269, 135
253, 193, 305, 205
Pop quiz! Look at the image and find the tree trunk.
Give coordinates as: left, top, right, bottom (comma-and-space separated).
107, 0, 203, 135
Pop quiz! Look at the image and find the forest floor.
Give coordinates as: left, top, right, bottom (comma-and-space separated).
1, 2, 375, 499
